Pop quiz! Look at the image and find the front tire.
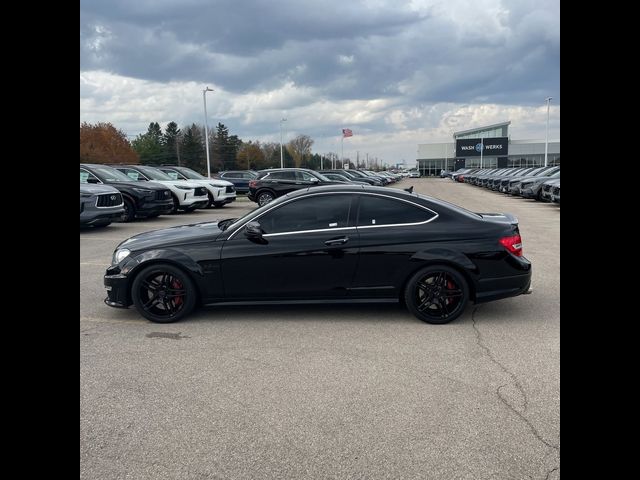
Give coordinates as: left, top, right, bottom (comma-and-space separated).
404, 265, 469, 324
131, 263, 197, 323
257, 191, 275, 206
121, 198, 135, 222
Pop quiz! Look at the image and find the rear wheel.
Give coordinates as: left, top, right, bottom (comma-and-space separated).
131, 263, 197, 323
404, 265, 469, 324
257, 191, 275, 206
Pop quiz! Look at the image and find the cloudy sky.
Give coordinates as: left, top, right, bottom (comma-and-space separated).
80, 0, 559, 166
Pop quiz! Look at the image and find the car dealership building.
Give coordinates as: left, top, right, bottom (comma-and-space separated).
416, 121, 560, 176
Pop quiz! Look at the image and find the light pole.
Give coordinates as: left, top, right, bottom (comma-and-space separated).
544, 96, 552, 167
202, 87, 214, 178
279, 118, 287, 168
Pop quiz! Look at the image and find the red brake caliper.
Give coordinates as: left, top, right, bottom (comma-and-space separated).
172, 279, 183, 306
446, 280, 455, 305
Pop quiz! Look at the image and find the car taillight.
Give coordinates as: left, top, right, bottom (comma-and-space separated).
499, 234, 523, 257
459, 175, 465, 181
249, 180, 257, 188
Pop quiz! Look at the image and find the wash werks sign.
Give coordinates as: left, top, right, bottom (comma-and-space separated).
456, 137, 508, 157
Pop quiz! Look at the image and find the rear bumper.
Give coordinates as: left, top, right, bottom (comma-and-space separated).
474, 270, 532, 303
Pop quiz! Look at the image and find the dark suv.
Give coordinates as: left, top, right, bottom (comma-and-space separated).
80, 164, 174, 222
216, 170, 258, 193
248, 168, 340, 206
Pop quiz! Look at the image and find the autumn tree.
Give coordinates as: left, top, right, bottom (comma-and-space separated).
80, 122, 139, 164
287, 134, 314, 167
237, 141, 266, 170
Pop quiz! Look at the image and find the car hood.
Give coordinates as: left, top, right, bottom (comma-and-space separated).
189, 179, 234, 187
80, 184, 119, 195
103, 180, 168, 191
118, 221, 224, 251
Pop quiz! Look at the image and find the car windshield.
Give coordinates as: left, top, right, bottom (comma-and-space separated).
176, 167, 207, 180
137, 166, 173, 181
311, 171, 332, 182
89, 166, 134, 182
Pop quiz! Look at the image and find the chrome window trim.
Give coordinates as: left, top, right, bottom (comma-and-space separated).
227, 191, 439, 240
263, 226, 356, 238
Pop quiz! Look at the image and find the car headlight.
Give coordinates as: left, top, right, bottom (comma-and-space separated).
174, 185, 192, 190
113, 248, 131, 264
133, 187, 153, 194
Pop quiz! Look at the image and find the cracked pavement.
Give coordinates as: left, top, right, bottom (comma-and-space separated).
81, 180, 559, 479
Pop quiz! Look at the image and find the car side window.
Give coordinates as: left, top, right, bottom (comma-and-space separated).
80, 169, 93, 183
162, 170, 180, 180
268, 171, 296, 180
258, 195, 352, 234
119, 168, 141, 181
357, 195, 435, 227
297, 171, 316, 181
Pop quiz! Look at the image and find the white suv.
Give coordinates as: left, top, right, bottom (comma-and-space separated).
158, 166, 236, 208
114, 165, 209, 213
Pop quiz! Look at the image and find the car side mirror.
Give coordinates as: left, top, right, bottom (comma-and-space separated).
310, 178, 319, 183
244, 221, 267, 243
87, 177, 99, 184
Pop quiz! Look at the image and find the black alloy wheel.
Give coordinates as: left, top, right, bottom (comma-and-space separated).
405, 265, 469, 324
131, 264, 197, 323
121, 198, 135, 222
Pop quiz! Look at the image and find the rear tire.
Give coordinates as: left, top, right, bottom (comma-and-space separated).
257, 191, 275, 206
131, 263, 197, 323
404, 265, 469, 324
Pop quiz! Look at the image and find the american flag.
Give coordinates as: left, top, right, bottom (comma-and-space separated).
342, 128, 353, 138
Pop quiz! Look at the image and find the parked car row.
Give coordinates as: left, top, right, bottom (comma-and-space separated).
449, 166, 560, 203
80, 164, 238, 227
246, 168, 403, 206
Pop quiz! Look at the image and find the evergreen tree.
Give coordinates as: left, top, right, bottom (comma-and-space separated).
132, 122, 164, 165
162, 121, 181, 165
181, 123, 206, 173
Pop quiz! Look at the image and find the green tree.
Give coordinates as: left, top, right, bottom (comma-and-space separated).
212, 123, 241, 171
162, 121, 181, 165
181, 123, 206, 173
132, 122, 164, 165
80, 122, 139, 164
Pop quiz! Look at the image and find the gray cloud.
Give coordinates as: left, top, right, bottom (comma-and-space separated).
80, 0, 559, 162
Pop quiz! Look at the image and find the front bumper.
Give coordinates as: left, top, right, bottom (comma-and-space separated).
104, 269, 131, 308
80, 208, 124, 225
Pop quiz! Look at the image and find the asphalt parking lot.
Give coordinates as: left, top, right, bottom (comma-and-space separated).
80, 179, 559, 480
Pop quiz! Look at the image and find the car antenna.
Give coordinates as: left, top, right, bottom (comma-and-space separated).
404, 186, 414, 194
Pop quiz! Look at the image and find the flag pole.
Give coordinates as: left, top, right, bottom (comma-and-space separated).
341, 135, 344, 169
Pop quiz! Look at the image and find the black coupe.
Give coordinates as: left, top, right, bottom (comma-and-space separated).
105, 185, 532, 324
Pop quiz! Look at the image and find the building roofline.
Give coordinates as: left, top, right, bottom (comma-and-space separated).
453, 121, 511, 137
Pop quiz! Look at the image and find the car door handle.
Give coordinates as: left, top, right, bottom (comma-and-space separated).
325, 237, 349, 246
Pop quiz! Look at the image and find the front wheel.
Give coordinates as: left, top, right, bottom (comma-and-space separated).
131, 264, 197, 323
121, 198, 135, 222
257, 191, 275, 206
404, 265, 469, 324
